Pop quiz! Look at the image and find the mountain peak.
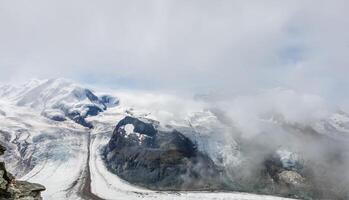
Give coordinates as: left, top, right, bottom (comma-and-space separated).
0, 78, 119, 128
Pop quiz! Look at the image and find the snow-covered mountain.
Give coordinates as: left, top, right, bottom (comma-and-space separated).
1, 78, 349, 200
0, 78, 118, 128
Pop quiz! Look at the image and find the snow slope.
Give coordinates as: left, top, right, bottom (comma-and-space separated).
0, 78, 118, 126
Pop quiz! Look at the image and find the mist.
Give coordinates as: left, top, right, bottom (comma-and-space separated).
1, 0, 349, 111
110, 87, 349, 198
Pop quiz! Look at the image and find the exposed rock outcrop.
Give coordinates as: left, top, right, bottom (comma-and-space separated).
0, 144, 45, 200
104, 116, 229, 190
278, 171, 306, 187
259, 152, 315, 199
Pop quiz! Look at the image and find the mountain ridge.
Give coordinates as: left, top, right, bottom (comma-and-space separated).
0, 78, 119, 128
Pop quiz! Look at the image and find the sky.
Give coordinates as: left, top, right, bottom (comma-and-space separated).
1, 0, 349, 109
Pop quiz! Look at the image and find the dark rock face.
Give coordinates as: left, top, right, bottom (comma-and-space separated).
47, 115, 66, 122
84, 89, 107, 110
104, 116, 226, 190
258, 154, 315, 199
64, 105, 104, 129
100, 95, 119, 107
0, 145, 5, 155
0, 144, 45, 200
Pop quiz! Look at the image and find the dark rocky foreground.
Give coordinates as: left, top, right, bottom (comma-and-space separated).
104, 116, 230, 190
0, 144, 45, 200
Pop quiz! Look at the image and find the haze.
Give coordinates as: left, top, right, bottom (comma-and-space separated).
0, 0, 349, 110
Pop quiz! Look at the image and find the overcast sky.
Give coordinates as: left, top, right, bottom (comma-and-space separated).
1, 0, 349, 108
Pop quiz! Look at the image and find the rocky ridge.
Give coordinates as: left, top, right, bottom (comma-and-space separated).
104, 116, 230, 190
0, 144, 45, 200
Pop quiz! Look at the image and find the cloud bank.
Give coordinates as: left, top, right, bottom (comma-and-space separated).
1, 0, 349, 109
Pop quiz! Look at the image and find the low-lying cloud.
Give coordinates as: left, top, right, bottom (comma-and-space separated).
1, 0, 349, 111
112, 87, 349, 197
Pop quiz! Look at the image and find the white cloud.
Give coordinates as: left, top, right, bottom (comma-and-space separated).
0, 0, 348, 109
